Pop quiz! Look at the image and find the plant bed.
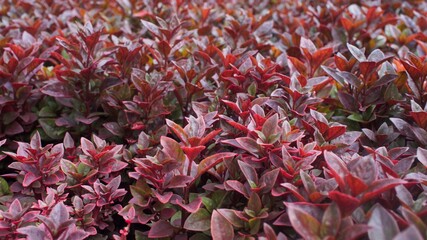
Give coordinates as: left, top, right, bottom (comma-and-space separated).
0, 0, 427, 239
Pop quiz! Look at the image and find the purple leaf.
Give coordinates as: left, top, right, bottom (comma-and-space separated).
259, 168, 280, 193
211, 210, 234, 240
148, 220, 174, 238
22, 172, 41, 187
224, 180, 250, 198
166, 119, 189, 144
40, 82, 74, 98
160, 136, 185, 163
287, 204, 320, 239
9, 199, 23, 219
416, 147, 427, 167
174, 197, 202, 213
347, 43, 366, 62
80, 137, 96, 156
49, 202, 70, 228
17, 226, 46, 240
217, 209, 245, 228
165, 175, 193, 188
235, 137, 260, 156
5, 121, 24, 136
393, 225, 424, 240
238, 160, 259, 187
337, 224, 369, 240
103, 122, 123, 136
368, 204, 399, 240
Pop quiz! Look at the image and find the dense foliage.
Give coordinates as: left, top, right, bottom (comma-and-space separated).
1, 0, 427, 239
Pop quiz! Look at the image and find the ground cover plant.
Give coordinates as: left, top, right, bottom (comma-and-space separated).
0, 0, 427, 239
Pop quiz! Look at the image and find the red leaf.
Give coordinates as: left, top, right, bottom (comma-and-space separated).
320, 203, 341, 237
347, 43, 366, 62
329, 191, 360, 217
393, 225, 424, 240
325, 125, 346, 141
103, 122, 123, 137
288, 56, 307, 75
25, 58, 44, 74
224, 120, 249, 133
197, 152, 236, 177
345, 174, 368, 196
362, 179, 406, 202
158, 40, 171, 57
324, 151, 349, 190
281, 183, 307, 202
359, 61, 376, 77
7, 44, 25, 59
199, 129, 221, 146
141, 20, 160, 37
312, 48, 333, 72
182, 146, 205, 162
17, 226, 46, 239
410, 111, 427, 129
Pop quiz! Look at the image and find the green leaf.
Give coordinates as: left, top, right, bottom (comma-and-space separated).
202, 197, 215, 213
0, 177, 10, 196
38, 106, 57, 118
348, 113, 364, 122
38, 118, 66, 140
247, 192, 262, 214
184, 208, 211, 232
248, 82, 257, 96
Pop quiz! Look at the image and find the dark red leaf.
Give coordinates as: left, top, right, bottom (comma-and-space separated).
362, 179, 406, 202
328, 191, 360, 217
